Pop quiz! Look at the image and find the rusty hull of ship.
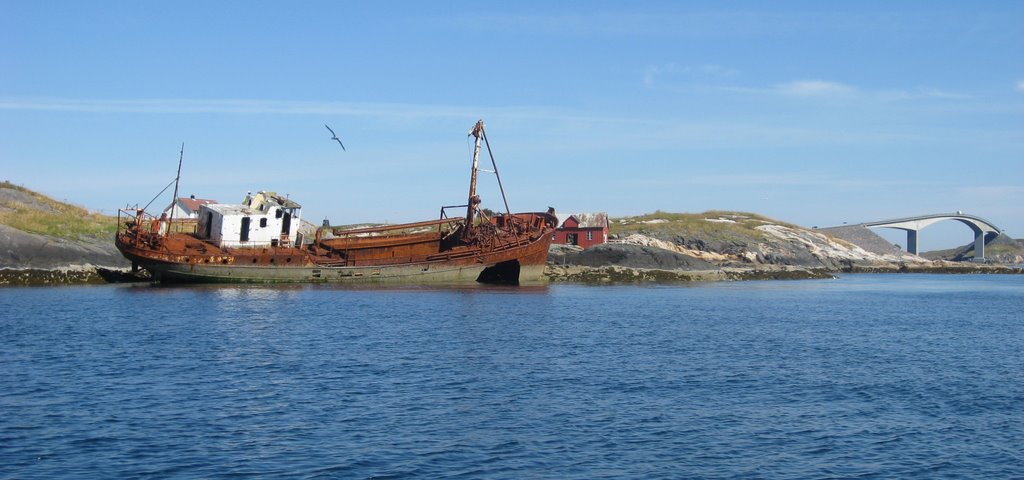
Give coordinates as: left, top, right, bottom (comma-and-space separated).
115, 213, 557, 285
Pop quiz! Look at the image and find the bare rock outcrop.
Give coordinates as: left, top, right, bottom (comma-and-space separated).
0, 224, 129, 269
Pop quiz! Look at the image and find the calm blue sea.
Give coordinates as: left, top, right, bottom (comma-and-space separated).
2, 274, 1022, 479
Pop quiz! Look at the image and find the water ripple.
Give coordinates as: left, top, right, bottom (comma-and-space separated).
1, 275, 1022, 478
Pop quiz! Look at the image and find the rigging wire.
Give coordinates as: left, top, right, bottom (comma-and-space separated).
480, 127, 512, 221
142, 178, 178, 212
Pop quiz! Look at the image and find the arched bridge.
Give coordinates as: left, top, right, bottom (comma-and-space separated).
862, 213, 1002, 259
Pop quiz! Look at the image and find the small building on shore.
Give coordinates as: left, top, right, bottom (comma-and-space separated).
163, 195, 218, 220
553, 212, 609, 249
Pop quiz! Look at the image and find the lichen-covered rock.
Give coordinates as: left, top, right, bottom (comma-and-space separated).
0, 266, 149, 286
551, 243, 715, 270
544, 264, 835, 283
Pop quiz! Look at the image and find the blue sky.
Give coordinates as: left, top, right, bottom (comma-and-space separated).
2, 1, 1022, 250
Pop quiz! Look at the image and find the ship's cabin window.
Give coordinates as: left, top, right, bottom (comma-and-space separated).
260, 218, 268, 228
275, 209, 283, 219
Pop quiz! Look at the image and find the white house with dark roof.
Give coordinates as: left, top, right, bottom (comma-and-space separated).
163, 195, 218, 219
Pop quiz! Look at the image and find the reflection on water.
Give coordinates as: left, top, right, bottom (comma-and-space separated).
120, 281, 552, 296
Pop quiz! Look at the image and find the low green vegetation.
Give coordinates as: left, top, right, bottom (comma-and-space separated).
0, 181, 117, 239
921, 234, 1024, 261
609, 210, 798, 241
985, 244, 1021, 256
961, 243, 1023, 260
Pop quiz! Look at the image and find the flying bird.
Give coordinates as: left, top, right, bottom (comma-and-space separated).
324, 124, 346, 151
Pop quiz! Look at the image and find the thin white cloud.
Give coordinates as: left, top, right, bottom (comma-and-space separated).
915, 88, 970, 100
435, 11, 975, 38
955, 185, 1024, 198
0, 97, 645, 127
623, 172, 941, 190
655, 77, 973, 104
640, 73, 855, 98
690, 173, 833, 187
774, 80, 854, 97
0, 95, 1006, 154
0, 97, 475, 117
875, 87, 972, 101
643, 63, 736, 87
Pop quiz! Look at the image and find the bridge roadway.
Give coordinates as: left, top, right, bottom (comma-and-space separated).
855, 213, 1002, 260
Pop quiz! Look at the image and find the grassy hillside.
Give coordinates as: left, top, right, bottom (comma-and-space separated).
0, 181, 117, 239
610, 210, 800, 240
921, 233, 1024, 262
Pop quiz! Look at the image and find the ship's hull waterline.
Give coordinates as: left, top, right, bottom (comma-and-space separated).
128, 259, 548, 285
118, 231, 552, 285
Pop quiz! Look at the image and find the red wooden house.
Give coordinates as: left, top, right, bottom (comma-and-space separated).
553, 212, 609, 249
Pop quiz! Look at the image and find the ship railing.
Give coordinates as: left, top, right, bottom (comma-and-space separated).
166, 219, 198, 235
117, 208, 153, 237
439, 204, 466, 222
116, 208, 198, 238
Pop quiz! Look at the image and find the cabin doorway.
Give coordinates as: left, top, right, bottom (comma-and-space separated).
281, 212, 291, 235
240, 217, 251, 242
203, 212, 213, 238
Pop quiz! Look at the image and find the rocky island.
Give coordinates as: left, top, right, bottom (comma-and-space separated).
545, 211, 1024, 283
2, 182, 1022, 285
0, 181, 138, 285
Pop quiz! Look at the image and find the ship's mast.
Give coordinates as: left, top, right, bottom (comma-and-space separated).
168, 143, 184, 225
465, 120, 484, 234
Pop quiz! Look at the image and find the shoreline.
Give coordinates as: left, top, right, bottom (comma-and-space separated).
3, 263, 1020, 287
543, 263, 1023, 284
0, 266, 149, 287
543, 265, 836, 283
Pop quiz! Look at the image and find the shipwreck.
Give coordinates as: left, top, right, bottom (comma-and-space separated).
115, 120, 557, 284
